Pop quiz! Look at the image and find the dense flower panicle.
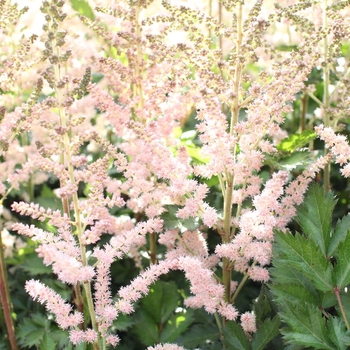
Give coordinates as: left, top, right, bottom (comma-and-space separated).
69, 329, 98, 344
176, 256, 238, 320
92, 246, 119, 335
315, 124, 350, 177
3, 0, 348, 348
116, 260, 171, 313
25, 279, 83, 329
241, 311, 257, 333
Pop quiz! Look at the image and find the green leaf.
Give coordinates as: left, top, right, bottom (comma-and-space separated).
328, 317, 350, 349
69, 0, 95, 20
50, 329, 73, 350
296, 184, 335, 256
334, 233, 350, 288
270, 264, 316, 292
277, 130, 317, 152
278, 151, 311, 171
270, 282, 319, 306
222, 321, 250, 350
253, 285, 274, 324
328, 214, 350, 257
178, 323, 220, 348
39, 333, 56, 350
132, 309, 159, 346
141, 281, 179, 324
17, 318, 45, 348
280, 301, 333, 349
19, 253, 52, 275
274, 231, 333, 292
160, 310, 195, 343
113, 313, 135, 331
251, 316, 280, 350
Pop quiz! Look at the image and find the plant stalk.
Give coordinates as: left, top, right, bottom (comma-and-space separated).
0, 229, 18, 350
323, 0, 331, 193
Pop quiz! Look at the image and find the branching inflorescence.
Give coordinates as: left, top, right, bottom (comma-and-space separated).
0, 0, 349, 349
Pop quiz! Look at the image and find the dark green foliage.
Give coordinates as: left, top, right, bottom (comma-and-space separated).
17, 313, 73, 349
130, 281, 194, 347
270, 184, 350, 349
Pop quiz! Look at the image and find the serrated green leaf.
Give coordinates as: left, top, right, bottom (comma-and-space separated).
113, 313, 135, 331
253, 285, 273, 325
50, 329, 72, 350
328, 214, 350, 257
222, 321, 250, 350
132, 309, 159, 346
69, 0, 95, 20
19, 329, 45, 348
19, 253, 52, 275
270, 264, 316, 292
270, 283, 319, 306
296, 184, 335, 256
319, 290, 337, 309
277, 130, 316, 152
160, 310, 194, 343
251, 316, 280, 350
280, 302, 333, 349
177, 323, 220, 348
17, 313, 53, 348
328, 317, 350, 349
31, 313, 51, 328
334, 234, 350, 288
39, 333, 56, 350
141, 281, 179, 324
274, 231, 333, 292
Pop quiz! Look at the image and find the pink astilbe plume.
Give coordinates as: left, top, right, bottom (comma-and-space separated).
25, 279, 83, 329
241, 311, 257, 334
315, 124, 350, 177
1, 0, 346, 349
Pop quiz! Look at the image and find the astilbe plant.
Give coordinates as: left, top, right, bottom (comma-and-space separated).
0, 0, 350, 349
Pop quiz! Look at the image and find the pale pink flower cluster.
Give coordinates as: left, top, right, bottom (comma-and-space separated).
241, 311, 257, 333
176, 256, 238, 320
25, 279, 83, 329
69, 329, 98, 345
92, 246, 119, 340
117, 259, 176, 314
315, 124, 350, 177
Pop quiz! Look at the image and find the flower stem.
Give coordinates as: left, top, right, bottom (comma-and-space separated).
334, 287, 350, 330
323, 0, 331, 193
0, 228, 18, 350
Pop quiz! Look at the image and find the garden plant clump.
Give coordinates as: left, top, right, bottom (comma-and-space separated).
0, 0, 350, 349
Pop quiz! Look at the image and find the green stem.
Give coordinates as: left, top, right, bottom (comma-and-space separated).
231, 272, 249, 304
214, 311, 223, 334
150, 232, 157, 264
334, 287, 350, 330
221, 1, 244, 311
0, 228, 18, 350
323, 0, 331, 193
300, 91, 308, 132
50, 20, 99, 345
